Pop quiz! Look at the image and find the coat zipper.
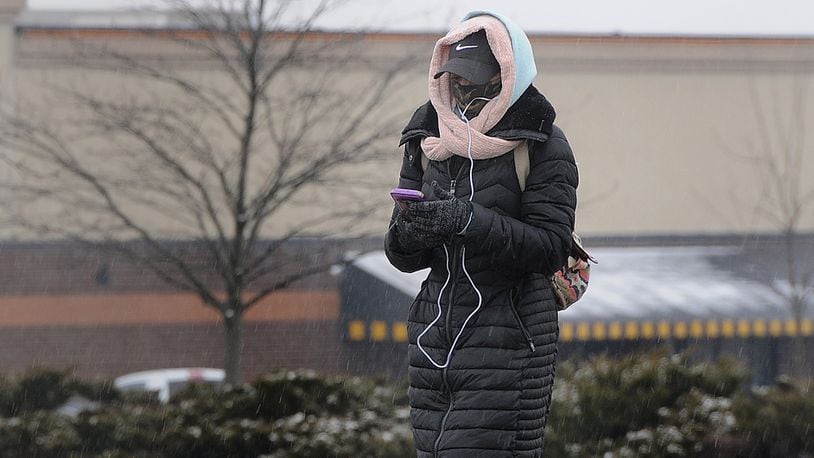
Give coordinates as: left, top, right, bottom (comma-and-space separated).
433, 164, 467, 457
433, 375, 455, 456
434, 238, 459, 457
509, 289, 536, 353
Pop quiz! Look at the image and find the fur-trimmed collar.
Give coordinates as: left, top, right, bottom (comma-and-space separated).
400, 85, 556, 147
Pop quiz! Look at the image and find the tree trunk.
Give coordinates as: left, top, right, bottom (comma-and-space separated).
785, 232, 809, 378
224, 311, 244, 384
791, 298, 808, 379
791, 334, 808, 379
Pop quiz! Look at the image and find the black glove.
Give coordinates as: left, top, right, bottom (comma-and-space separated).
409, 182, 473, 238
392, 207, 447, 251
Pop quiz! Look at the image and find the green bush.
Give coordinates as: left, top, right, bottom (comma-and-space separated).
266, 410, 413, 458
0, 411, 81, 457
0, 368, 119, 418
0, 369, 74, 416
253, 370, 378, 419
1, 355, 813, 457
732, 376, 814, 457
0, 369, 414, 457
547, 350, 750, 457
73, 403, 170, 456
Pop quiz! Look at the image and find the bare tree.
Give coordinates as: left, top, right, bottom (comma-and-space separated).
0, 0, 418, 383
727, 79, 814, 375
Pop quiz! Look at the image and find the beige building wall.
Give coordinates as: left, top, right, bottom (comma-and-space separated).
536, 36, 814, 236
0, 1, 25, 229
6, 20, 814, 239
0, 1, 24, 109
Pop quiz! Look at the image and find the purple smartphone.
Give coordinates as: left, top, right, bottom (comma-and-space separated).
390, 188, 425, 215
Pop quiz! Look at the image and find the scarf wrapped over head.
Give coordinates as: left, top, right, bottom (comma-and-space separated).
421, 11, 538, 161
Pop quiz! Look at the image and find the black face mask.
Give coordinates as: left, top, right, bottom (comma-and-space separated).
452, 75, 502, 118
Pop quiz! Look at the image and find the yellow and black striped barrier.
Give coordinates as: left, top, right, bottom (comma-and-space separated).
560, 318, 814, 342
347, 320, 409, 342
346, 318, 814, 343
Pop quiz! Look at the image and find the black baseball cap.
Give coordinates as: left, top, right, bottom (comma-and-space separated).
433, 30, 500, 85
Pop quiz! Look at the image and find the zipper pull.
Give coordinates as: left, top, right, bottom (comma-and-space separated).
449, 179, 456, 195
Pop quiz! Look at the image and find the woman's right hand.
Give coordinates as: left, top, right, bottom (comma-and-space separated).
394, 206, 447, 251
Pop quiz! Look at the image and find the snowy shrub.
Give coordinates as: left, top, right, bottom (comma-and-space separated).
547, 350, 750, 457
0, 368, 118, 417
0, 368, 413, 456
1, 355, 813, 456
732, 376, 814, 457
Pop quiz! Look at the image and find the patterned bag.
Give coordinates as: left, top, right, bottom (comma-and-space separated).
512, 141, 597, 310
550, 233, 597, 310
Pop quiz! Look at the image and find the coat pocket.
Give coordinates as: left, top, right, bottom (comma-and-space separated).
508, 289, 536, 353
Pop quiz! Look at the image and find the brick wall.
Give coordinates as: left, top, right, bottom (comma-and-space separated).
0, 320, 406, 381
0, 238, 406, 381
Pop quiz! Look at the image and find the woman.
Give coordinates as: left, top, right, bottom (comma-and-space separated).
385, 10, 579, 457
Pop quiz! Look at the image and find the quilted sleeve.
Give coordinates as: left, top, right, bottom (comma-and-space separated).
384, 141, 434, 273
461, 128, 578, 275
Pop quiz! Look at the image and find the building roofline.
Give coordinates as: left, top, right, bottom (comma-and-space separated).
2, 232, 813, 251
15, 24, 814, 46
583, 232, 814, 247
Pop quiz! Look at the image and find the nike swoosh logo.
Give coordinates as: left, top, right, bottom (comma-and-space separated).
455, 44, 478, 51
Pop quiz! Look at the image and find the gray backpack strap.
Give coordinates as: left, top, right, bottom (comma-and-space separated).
421, 151, 429, 173
514, 140, 530, 192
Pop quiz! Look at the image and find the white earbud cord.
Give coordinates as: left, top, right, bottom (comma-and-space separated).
416, 96, 489, 369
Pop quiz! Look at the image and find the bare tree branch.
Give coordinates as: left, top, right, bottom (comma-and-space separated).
2, 0, 416, 383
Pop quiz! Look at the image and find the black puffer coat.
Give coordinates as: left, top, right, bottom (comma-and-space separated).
385, 86, 579, 457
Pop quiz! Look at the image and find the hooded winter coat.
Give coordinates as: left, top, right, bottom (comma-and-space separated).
385, 11, 578, 458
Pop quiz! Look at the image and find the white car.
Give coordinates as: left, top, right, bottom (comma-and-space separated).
114, 368, 225, 403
